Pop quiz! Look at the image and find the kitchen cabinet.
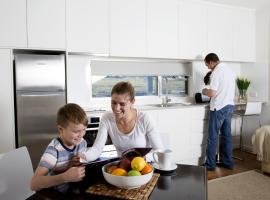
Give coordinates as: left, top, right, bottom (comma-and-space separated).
207, 3, 234, 61
145, 106, 208, 165
0, 0, 27, 48
205, 3, 255, 62
110, 0, 147, 57
0, 49, 15, 153
179, 0, 208, 60
67, 0, 109, 54
188, 107, 209, 165
147, 0, 178, 59
232, 8, 256, 62
157, 108, 191, 164
27, 0, 66, 49
66, 55, 91, 107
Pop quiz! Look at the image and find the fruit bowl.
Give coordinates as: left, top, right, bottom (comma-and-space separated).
102, 161, 154, 189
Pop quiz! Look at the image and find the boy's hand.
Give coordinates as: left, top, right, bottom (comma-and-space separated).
69, 155, 81, 167
64, 166, 85, 182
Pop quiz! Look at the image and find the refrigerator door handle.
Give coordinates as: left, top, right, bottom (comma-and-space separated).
19, 93, 65, 97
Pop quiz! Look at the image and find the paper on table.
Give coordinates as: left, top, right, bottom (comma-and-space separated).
80, 151, 119, 165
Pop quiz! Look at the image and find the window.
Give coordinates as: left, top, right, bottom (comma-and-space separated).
161, 76, 188, 97
92, 76, 158, 98
90, 59, 190, 99
91, 75, 188, 98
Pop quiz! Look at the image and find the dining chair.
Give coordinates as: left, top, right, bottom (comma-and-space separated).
0, 146, 34, 200
233, 101, 262, 160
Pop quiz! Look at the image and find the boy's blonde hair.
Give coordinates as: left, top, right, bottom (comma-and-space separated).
57, 103, 88, 128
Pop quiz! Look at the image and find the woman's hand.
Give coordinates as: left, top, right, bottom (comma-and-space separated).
63, 166, 85, 182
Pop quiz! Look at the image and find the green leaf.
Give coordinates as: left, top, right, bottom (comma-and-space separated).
236, 77, 251, 90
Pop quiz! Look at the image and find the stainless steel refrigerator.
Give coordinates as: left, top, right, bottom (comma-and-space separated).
14, 53, 66, 168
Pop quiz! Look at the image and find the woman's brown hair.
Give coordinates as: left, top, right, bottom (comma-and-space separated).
111, 81, 135, 101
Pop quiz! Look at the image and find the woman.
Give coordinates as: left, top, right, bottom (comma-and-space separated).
82, 81, 164, 162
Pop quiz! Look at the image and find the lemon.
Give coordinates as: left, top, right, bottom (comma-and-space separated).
131, 157, 146, 171
111, 168, 127, 176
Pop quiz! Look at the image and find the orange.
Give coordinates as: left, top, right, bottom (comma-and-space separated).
131, 157, 146, 171
111, 168, 127, 176
106, 164, 118, 174
141, 164, 153, 175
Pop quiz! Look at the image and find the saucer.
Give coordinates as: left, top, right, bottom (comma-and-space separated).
152, 162, 177, 172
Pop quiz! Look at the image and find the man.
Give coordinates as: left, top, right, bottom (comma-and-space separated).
202, 53, 235, 171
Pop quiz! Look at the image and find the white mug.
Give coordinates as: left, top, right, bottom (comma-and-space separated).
153, 149, 173, 170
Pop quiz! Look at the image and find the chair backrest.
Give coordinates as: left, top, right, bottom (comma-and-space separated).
244, 102, 262, 115
0, 146, 34, 200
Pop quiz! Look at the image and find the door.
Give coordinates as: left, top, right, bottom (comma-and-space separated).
15, 54, 65, 92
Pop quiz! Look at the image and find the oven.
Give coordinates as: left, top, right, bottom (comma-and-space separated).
84, 114, 117, 159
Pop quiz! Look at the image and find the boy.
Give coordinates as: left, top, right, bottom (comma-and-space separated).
31, 103, 88, 193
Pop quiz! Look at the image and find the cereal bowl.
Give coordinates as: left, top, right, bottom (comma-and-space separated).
102, 161, 153, 189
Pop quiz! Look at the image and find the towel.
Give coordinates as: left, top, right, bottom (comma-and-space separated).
252, 126, 270, 162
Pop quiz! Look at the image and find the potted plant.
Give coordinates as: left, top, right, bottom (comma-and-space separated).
236, 77, 251, 103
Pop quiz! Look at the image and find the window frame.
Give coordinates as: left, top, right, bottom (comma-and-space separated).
90, 75, 189, 102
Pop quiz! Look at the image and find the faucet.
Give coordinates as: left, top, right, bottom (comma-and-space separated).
161, 77, 171, 106
162, 96, 171, 106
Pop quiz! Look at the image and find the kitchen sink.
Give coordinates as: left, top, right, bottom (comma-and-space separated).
148, 102, 191, 108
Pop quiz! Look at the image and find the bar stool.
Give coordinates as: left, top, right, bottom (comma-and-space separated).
233, 101, 262, 160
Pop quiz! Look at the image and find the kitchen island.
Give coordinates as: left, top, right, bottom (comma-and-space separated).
27, 163, 207, 200
85, 101, 247, 166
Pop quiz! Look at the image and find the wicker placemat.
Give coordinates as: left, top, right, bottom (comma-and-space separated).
86, 173, 160, 200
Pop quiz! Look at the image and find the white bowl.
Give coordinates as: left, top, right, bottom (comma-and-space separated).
102, 161, 153, 189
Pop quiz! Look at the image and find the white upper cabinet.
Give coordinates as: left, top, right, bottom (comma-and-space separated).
232, 8, 255, 62
110, 0, 147, 57
207, 3, 234, 61
0, 0, 27, 48
179, 0, 208, 60
67, 0, 109, 54
147, 0, 178, 59
27, 0, 66, 49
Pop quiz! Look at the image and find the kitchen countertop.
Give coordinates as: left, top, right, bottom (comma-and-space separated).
85, 100, 251, 114
85, 102, 209, 114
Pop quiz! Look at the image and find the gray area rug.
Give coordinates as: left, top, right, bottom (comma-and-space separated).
208, 170, 270, 200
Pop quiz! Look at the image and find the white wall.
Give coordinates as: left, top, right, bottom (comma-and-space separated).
0, 49, 15, 153
239, 7, 270, 150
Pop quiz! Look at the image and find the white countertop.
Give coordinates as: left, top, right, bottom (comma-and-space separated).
84, 100, 261, 114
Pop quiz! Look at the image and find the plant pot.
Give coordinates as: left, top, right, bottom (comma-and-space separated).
238, 89, 248, 103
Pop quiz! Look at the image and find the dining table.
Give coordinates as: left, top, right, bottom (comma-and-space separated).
27, 163, 207, 200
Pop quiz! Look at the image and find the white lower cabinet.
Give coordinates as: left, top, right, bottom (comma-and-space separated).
145, 106, 209, 165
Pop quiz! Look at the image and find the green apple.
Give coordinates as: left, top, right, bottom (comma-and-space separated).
127, 169, 141, 176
